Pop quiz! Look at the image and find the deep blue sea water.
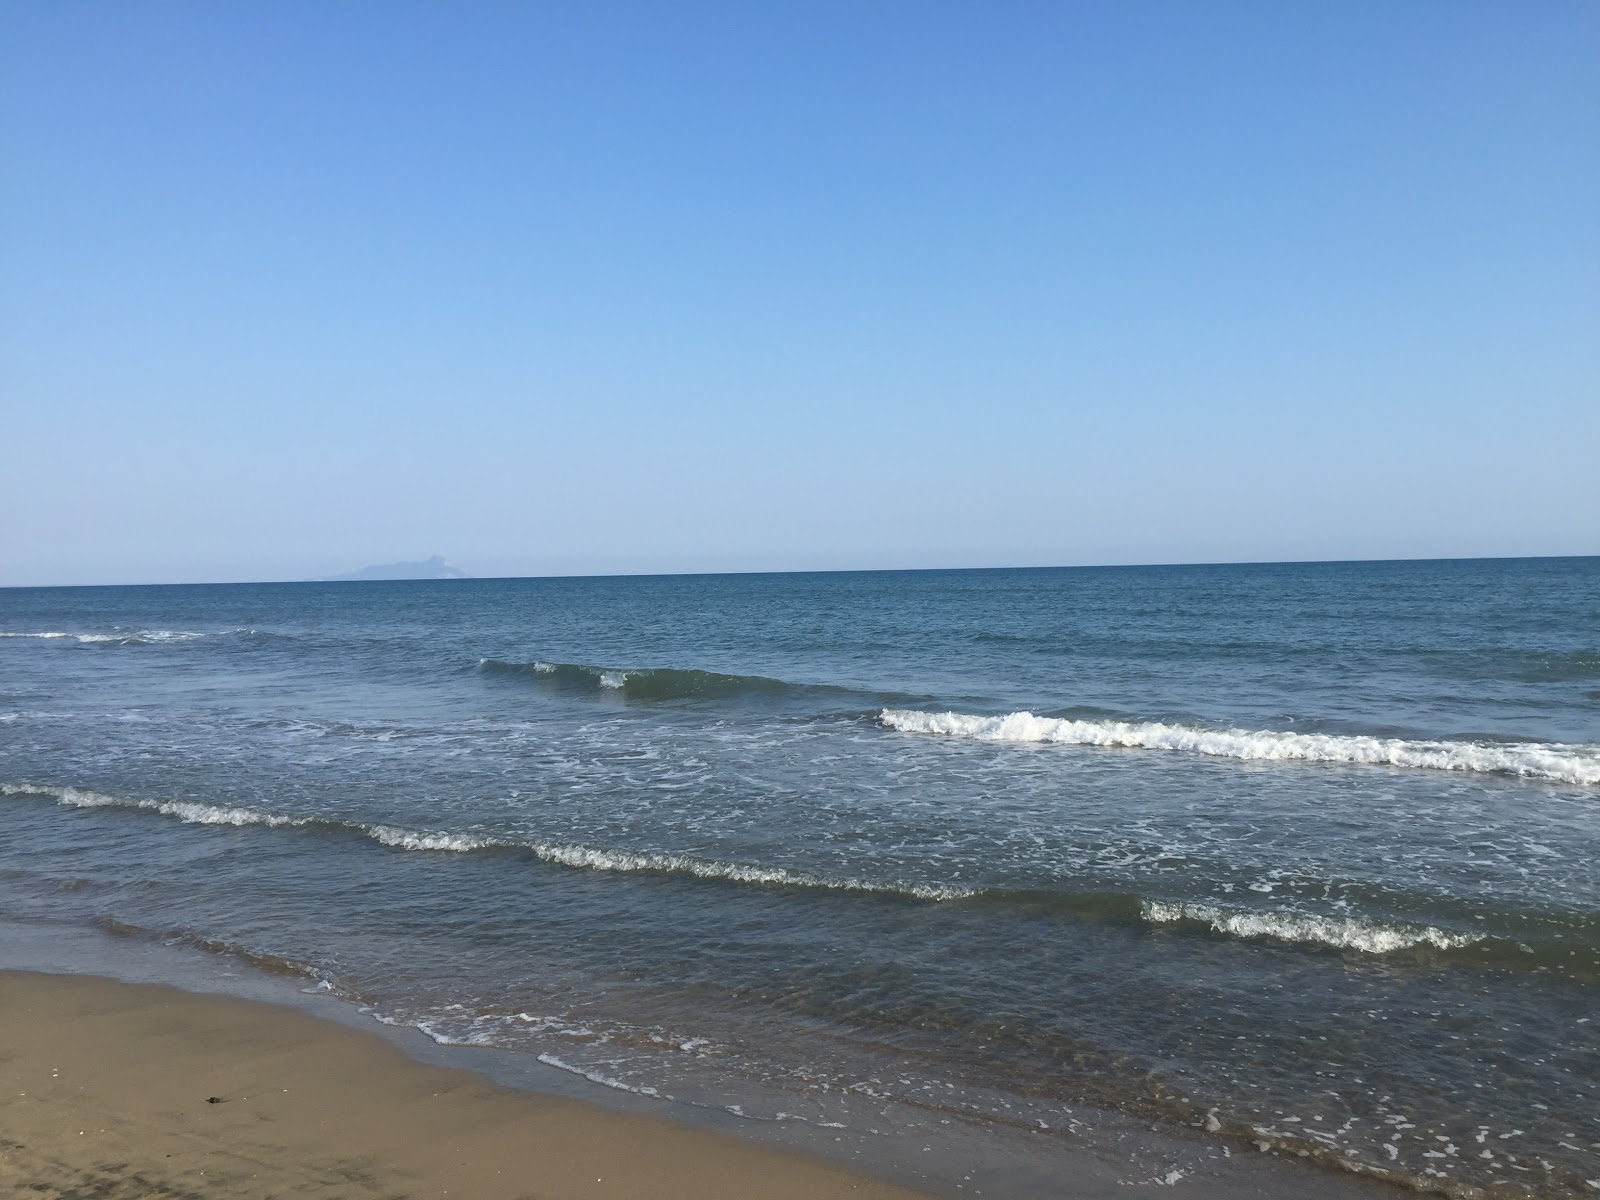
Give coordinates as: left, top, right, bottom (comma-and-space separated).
2, 559, 1596, 1197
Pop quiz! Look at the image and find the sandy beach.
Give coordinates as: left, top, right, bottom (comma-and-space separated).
0, 970, 929, 1200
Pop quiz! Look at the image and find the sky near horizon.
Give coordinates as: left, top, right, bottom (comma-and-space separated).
2, 1, 1597, 586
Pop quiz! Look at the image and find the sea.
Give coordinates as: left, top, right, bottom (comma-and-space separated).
2, 558, 1596, 1198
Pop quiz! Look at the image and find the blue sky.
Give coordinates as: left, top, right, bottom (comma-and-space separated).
3, 0, 1596, 585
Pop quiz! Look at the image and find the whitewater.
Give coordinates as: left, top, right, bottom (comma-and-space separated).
879, 708, 1600, 786
3, 558, 1596, 1198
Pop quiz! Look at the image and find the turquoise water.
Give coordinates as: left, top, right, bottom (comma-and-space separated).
2, 559, 1596, 1196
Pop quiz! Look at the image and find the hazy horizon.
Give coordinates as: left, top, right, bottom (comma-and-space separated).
3, 550, 1597, 591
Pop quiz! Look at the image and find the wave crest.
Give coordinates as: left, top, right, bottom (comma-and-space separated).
2, 782, 311, 827
478, 659, 804, 702
8, 783, 1576, 965
879, 709, 1600, 786
0, 628, 269, 646
1141, 899, 1482, 953
2, 783, 969, 902
370, 821, 969, 899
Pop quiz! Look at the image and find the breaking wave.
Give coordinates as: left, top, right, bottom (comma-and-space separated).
9, 783, 1584, 967
1140, 899, 1483, 954
1, 783, 968, 902
477, 658, 840, 703
0, 628, 272, 646
2, 782, 312, 827
879, 709, 1600, 786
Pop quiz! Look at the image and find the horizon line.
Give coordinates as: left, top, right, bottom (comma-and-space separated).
3, 551, 1595, 591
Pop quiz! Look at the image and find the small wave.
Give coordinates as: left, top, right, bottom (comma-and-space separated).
366, 821, 970, 899
535, 1053, 664, 1097
1141, 899, 1482, 954
366, 825, 502, 852
9, 782, 1582, 974
2, 783, 970, 901
478, 658, 807, 702
0, 630, 137, 643
0, 628, 261, 646
2, 782, 313, 827
879, 709, 1600, 786
93, 917, 350, 993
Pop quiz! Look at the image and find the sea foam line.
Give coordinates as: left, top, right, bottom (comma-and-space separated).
313, 823, 972, 900
1, 784, 971, 902
1, 783, 1502, 956
1141, 899, 1482, 954
1, 783, 312, 827
535, 1054, 664, 1097
0, 629, 242, 645
879, 709, 1600, 787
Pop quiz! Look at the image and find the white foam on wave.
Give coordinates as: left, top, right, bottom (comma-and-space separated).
363, 822, 973, 900
880, 709, 1600, 787
518, 659, 629, 685
1, 629, 213, 645
1, 783, 972, 901
366, 825, 502, 852
1141, 899, 1483, 953
2, 783, 309, 828
536, 1053, 663, 1096
530, 840, 972, 900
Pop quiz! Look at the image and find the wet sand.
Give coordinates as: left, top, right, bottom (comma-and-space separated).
0, 970, 929, 1199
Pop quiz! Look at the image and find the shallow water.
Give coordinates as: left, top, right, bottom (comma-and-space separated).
2, 559, 1596, 1196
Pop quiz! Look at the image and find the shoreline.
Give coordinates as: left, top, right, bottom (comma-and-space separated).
0, 919, 1413, 1200
0, 968, 932, 1200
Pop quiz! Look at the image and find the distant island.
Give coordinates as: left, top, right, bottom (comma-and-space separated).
324, 555, 469, 581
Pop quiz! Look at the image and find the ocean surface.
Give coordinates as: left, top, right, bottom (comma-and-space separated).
2, 559, 1596, 1197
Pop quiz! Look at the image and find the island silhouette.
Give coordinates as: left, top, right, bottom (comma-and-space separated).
324, 555, 469, 581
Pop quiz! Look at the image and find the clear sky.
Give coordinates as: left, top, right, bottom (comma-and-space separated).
2, 1, 1596, 585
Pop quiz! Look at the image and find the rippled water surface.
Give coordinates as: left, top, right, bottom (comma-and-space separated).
2, 560, 1596, 1197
